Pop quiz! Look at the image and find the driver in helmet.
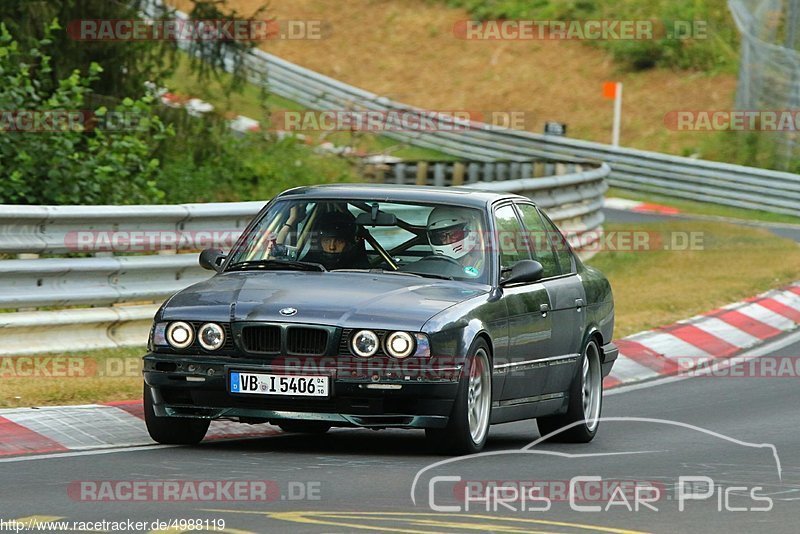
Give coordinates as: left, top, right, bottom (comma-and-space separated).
426, 206, 485, 278
302, 210, 370, 270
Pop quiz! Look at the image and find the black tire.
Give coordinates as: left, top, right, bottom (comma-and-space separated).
277, 420, 332, 434
143, 383, 210, 445
426, 339, 492, 455
537, 338, 603, 443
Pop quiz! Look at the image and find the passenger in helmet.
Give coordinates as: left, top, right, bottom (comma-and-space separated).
426, 206, 485, 278
302, 210, 370, 270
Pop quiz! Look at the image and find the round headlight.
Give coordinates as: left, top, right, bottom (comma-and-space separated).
351, 330, 379, 358
385, 331, 415, 359
166, 321, 194, 349
198, 323, 225, 351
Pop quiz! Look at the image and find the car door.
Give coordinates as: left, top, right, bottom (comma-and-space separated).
516, 203, 587, 395
493, 203, 555, 402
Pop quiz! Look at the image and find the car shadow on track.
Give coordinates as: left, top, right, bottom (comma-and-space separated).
195, 424, 540, 457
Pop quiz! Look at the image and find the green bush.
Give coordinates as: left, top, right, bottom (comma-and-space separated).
0, 22, 359, 206
0, 23, 171, 205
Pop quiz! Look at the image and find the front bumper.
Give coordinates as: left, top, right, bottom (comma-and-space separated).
143, 353, 463, 429
601, 342, 619, 377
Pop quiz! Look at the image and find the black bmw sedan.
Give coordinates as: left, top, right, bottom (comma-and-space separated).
143, 184, 617, 454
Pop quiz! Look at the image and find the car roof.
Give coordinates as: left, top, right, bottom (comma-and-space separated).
275, 183, 530, 209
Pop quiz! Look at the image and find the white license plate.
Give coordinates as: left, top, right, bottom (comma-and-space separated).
229, 371, 329, 397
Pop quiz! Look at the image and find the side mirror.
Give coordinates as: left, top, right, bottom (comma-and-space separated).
199, 248, 227, 273
500, 260, 543, 286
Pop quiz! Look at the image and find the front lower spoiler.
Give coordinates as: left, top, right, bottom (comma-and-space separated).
153, 402, 448, 429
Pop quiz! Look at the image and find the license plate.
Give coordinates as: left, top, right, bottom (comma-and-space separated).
229, 371, 329, 397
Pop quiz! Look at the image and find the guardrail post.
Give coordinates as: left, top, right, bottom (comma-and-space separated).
521, 162, 533, 179
484, 163, 495, 182
433, 163, 446, 187
467, 162, 480, 183
452, 162, 466, 186
496, 163, 507, 182
394, 163, 406, 184
416, 162, 429, 185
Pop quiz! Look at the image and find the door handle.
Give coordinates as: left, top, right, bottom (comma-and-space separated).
540, 303, 550, 316
575, 298, 584, 312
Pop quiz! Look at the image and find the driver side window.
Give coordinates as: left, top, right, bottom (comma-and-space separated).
494, 204, 531, 270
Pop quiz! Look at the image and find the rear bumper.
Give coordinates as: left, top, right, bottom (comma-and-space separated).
143, 353, 462, 429
601, 342, 619, 377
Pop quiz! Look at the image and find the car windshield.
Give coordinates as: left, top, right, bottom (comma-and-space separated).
226, 199, 490, 284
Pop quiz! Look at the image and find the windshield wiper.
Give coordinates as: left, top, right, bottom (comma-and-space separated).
226, 259, 327, 272
398, 270, 454, 281
332, 268, 424, 278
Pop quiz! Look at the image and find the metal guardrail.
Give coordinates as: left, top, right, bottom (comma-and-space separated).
0, 161, 609, 355
252, 50, 800, 216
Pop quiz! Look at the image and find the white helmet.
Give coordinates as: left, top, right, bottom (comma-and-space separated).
427, 207, 477, 259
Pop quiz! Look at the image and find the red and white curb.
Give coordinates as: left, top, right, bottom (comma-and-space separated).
1, 282, 797, 458
604, 197, 681, 215
604, 281, 800, 388
0, 401, 279, 458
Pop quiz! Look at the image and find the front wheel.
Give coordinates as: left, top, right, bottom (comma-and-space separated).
426, 339, 492, 455
143, 384, 210, 445
537, 338, 603, 443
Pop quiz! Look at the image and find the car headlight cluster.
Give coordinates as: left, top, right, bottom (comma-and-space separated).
166, 321, 194, 349
158, 321, 226, 351
349, 330, 430, 359
198, 323, 225, 351
351, 330, 380, 358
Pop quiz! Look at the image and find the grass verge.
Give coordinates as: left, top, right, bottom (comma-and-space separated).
3, 220, 798, 407
588, 220, 800, 337
164, 53, 451, 162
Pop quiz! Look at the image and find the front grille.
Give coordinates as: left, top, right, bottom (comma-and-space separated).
241, 325, 281, 353
287, 327, 329, 355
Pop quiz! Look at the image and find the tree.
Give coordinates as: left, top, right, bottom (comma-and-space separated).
0, 0, 268, 99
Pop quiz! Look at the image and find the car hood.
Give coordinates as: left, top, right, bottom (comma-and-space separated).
161, 271, 489, 331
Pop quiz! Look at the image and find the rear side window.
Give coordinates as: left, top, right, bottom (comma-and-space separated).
515, 203, 561, 278
539, 210, 576, 275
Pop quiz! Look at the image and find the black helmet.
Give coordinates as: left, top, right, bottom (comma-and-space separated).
316, 211, 357, 243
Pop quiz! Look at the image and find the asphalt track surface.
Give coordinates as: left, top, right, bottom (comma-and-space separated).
603, 207, 800, 243
1, 329, 798, 534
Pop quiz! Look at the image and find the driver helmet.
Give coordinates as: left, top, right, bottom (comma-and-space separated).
316, 210, 358, 263
427, 207, 478, 259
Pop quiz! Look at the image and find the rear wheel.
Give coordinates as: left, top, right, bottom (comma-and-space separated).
277, 420, 331, 434
426, 339, 492, 455
143, 384, 210, 445
537, 338, 603, 443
